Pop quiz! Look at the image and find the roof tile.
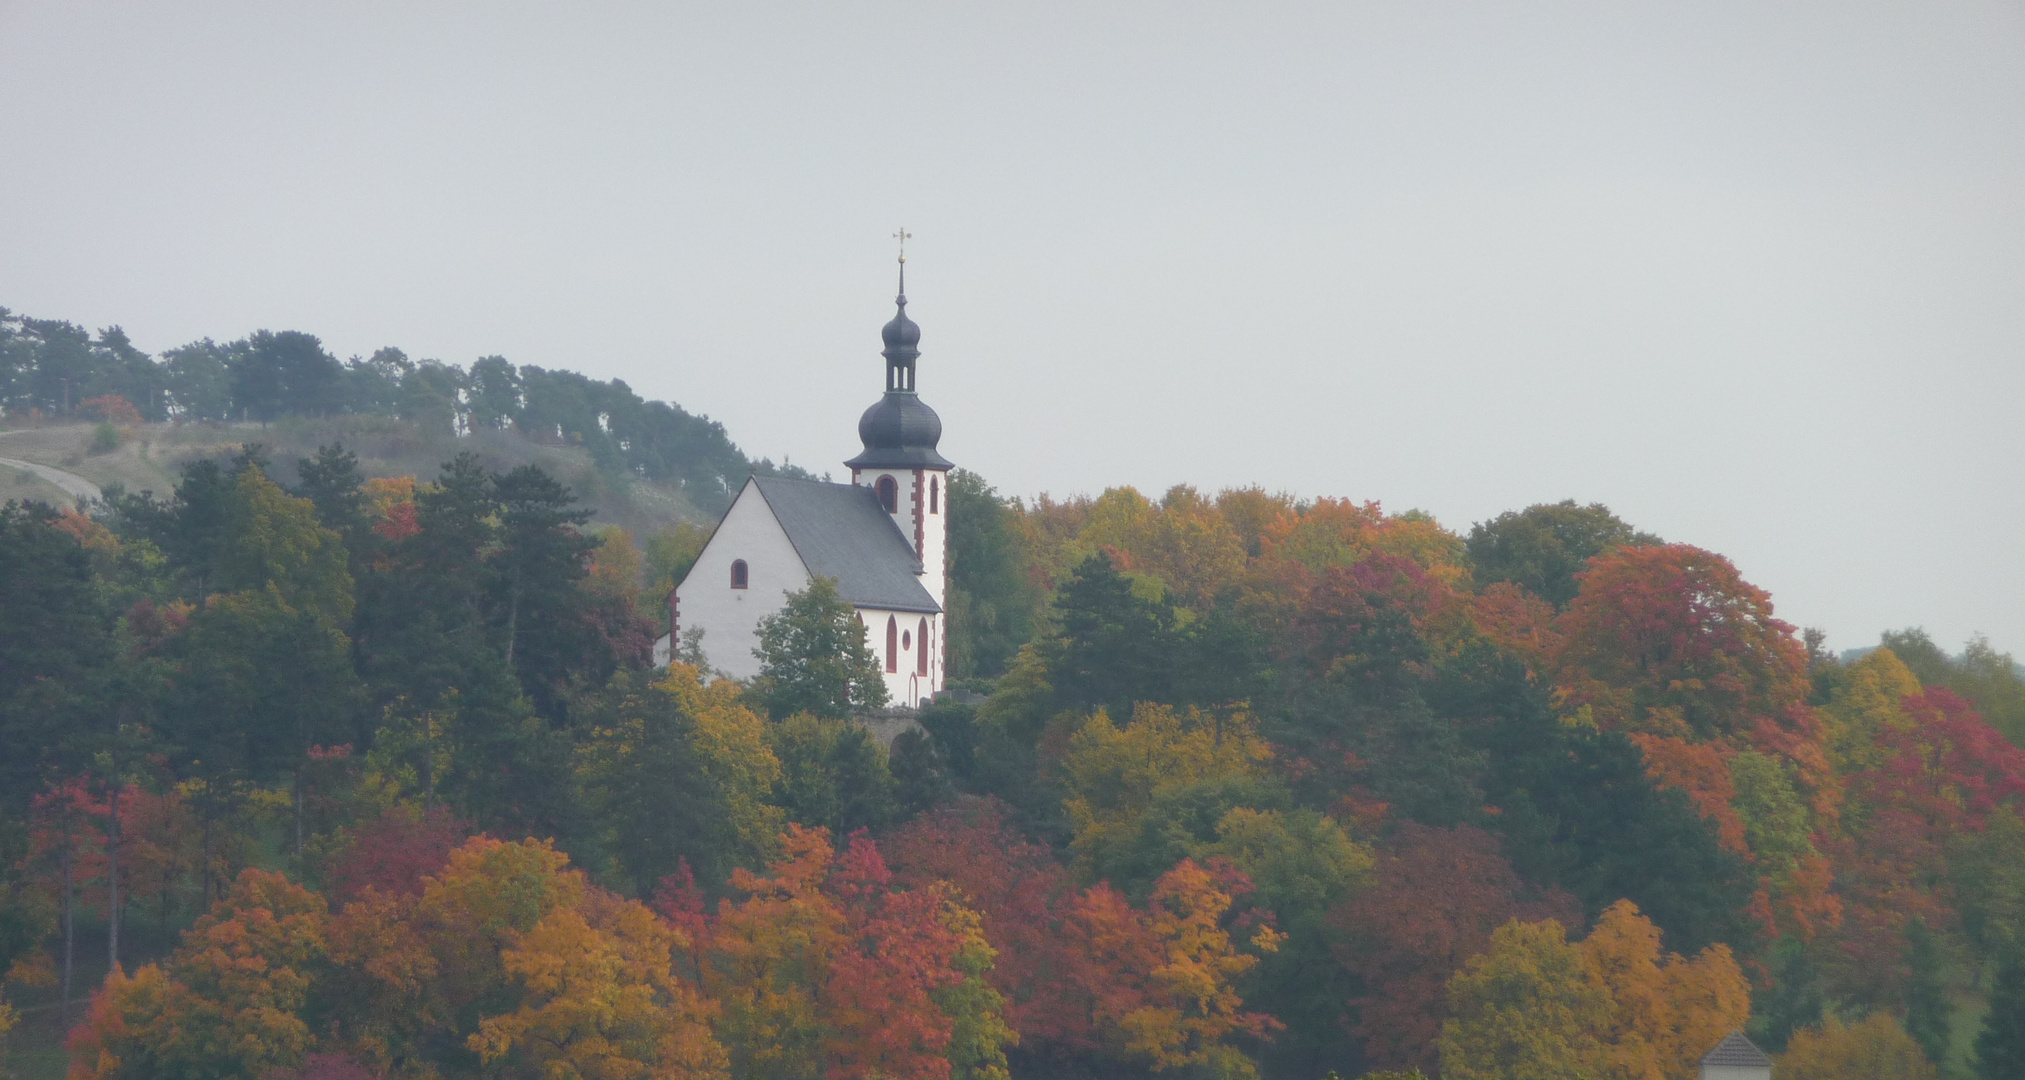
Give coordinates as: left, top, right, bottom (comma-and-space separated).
752, 476, 940, 614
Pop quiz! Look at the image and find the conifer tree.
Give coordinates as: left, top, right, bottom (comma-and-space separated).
1980, 953, 2025, 1080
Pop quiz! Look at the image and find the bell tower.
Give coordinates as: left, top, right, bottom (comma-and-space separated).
844, 235, 952, 692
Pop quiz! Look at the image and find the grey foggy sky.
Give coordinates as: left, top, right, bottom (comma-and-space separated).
2, 1, 2022, 657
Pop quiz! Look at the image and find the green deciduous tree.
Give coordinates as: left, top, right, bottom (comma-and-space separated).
764, 713, 898, 836
577, 666, 783, 892
946, 470, 1038, 680
1465, 501, 1658, 610
752, 577, 888, 719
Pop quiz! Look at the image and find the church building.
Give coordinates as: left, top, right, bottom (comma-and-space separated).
667, 260, 952, 707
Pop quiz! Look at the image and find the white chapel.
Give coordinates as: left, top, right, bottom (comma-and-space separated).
665, 259, 952, 706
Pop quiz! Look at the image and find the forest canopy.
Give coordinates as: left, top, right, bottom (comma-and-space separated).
5, 306, 2025, 1080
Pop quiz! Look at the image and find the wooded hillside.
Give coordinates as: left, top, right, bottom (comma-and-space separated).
4, 306, 2025, 1080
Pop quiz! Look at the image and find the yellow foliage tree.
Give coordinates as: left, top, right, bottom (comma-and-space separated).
1578, 901, 1750, 1080
1775, 1013, 1938, 1080
1440, 904, 1751, 1080
1060, 703, 1272, 875
1118, 859, 1282, 1079
935, 900, 1018, 1080
1818, 647, 1923, 774
1439, 918, 1614, 1080
658, 663, 785, 861
472, 889, 727, 1080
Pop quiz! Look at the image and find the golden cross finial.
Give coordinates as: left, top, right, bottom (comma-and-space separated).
893, 227, 912, 263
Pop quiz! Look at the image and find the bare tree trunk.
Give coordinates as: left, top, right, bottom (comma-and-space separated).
504, 570, 523, 667
60, 821, 74, 1026
106, 783, 121, 973
200, 810, 214, 906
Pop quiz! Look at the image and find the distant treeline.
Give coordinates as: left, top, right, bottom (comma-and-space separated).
0, 307, 806, 510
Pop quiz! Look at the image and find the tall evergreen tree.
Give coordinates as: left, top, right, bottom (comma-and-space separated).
1980, 952, 2025, 1080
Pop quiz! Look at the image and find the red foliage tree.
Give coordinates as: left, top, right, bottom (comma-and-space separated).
1330, 823, 1581, 1074
1290, 553, 1447, 684
822, 833, 968, 1080
1556, 543, 1810, 743
318, 805, 469, 904
883, 799, 1071, 1039
1834, 689, 2025, 998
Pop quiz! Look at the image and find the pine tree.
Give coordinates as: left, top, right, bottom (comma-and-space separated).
1979, 952, 2025, 1080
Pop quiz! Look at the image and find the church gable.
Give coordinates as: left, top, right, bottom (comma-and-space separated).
671, 477, 810, 680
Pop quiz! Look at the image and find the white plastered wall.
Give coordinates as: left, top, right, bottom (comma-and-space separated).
674, 479, 809, 681
1699, 1067, 1770, 1080
853, 465, 949, 699
859, 606, 943, 708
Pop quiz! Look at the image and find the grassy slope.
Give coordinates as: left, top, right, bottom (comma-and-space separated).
0, 417, 718, 538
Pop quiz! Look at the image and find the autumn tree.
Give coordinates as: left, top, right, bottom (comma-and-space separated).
1438, 918, 1614, 1080
69, 869, 329, 1080
1118, 858, 1283, 1079
1577, 900, 1750, 1080
884, 800, 1061, 1049
1437, 903, 1750, 1080
315, 803, 469, 903
1058, 703, 1276, 894
1199, 805, 1372, 1073
1556, 543, 1811, 743
1776, 1014, 1937, 1080
699, 825, 841, 1080
695, 825, 1012, 1080
470, 888, 728, 1080
1466, 501, 1657, 609
1333, 823, 1581, 1074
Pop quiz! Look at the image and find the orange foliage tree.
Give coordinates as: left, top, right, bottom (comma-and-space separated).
69, 869, 329, 1080
695, 824, 1012, 1080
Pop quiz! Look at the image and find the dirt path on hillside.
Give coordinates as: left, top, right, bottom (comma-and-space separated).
0, 457, 103, 503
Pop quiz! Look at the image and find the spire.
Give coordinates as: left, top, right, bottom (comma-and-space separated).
847, 236, 952, 472
881, 228, 920, 391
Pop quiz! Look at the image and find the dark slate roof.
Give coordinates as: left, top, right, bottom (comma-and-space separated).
843, 392, 953, 470
752, 475, 940, 614
1700, 1032, 1772, 1067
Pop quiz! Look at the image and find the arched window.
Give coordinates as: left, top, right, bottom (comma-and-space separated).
917, 617, 930, 676
876, 475, 898, 514
729, 560, 748, 589
885, 615, 899, 673
929, 476, 939, 514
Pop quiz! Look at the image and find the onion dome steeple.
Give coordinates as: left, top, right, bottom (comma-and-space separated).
846, 239, 953, 471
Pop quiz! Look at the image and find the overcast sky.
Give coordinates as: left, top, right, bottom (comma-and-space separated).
3, 0, 2021, 657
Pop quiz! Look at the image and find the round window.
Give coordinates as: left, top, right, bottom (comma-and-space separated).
901, 630, 912, 649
